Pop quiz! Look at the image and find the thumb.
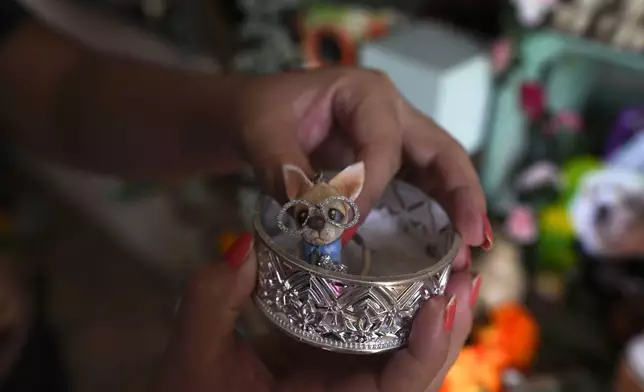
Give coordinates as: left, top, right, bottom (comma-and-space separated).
379, 295, 455, 392
171, 232, 256, 371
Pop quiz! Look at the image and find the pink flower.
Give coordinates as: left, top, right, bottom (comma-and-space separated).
542, 110, 584, 135
505, 205, 538, 244
520, 82, 546, 121
553, 110, 583, 133
491, 37, 513, 75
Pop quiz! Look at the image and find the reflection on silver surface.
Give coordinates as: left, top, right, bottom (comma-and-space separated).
252, 179, 460, 354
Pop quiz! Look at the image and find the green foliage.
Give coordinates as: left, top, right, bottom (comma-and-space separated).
537, 203, 577, 272
560, 156, 602, 206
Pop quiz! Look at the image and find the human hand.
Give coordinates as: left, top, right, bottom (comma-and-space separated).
153, 233, 479, 392
231, 67, 491, 252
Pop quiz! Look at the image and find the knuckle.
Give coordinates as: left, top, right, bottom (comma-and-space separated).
365, 68, 388, 81
364, 69, 396, 90
340, 68, 395, 92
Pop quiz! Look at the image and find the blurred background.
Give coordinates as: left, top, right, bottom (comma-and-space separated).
3, 0, 644, 391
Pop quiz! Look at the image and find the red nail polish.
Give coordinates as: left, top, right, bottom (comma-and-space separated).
341, 225, 359, 247
469, 275, 482, 309
223, 232, 254, 269
444, 296, 457, 332
481, 215, 494, 251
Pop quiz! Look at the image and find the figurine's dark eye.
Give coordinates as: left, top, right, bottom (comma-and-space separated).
328, 208, 344, 223
297, 210, 309, 226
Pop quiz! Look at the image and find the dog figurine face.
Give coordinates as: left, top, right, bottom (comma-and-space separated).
283, 162, 365, 246
570, 168, 644, 257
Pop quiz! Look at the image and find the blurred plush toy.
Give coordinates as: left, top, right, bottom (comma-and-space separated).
570, 167, 644, 258
511, 0, 558, 27
533, 157, 600, 271
615, 333, 644, 392
505, 205, 538, 245
476, 304, 540, 371
473, 234, 527, 314
506, 153, 599, 300
537, 204, 576, 272
548, 0, 607, 37
439, 344, 507, 392
611, 0, 644, 51
300, 4, 401, 68
560, 156, 603, 205
568, 159, 644, 346
507, 83, 593, 275
604, 108, 644, 160
512, 156, 599, 265
440, 304, 539, 392
548, 110, 587, 164
510, 83, 587, 214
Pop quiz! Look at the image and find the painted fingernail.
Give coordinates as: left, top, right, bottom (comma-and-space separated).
444, 295, 457, 332
469, 275, 482, 309
481, 214, 493, 251
341, 225, 360, 247
223, 231, 254, 269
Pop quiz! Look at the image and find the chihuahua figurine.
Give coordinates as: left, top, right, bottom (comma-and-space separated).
281, 162, 370, 273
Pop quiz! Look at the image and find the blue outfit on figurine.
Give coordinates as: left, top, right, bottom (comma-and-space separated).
301, 239, 342, 265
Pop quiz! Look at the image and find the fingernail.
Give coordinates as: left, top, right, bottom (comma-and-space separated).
481, 214, 493, 251
444, 295, 457, 332
469, 275, 482, 309
341, 225, 359, 247
223, 231, 254, 269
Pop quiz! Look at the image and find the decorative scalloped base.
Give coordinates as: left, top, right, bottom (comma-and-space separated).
254, 297, 404, 354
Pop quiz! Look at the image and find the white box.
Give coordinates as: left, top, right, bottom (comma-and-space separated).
359, 22, 492, 153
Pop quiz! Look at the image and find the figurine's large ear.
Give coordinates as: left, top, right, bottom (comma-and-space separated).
283, 164, 314, 200
328, 162, 365, 201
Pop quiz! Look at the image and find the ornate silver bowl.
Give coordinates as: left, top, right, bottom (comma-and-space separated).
252, 179, 460, 354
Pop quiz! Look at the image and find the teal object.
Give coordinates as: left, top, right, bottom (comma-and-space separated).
483, 30, 644, 211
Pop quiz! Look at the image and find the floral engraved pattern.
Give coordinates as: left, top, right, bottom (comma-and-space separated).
255, 242, 452, 351
253, 179, 456, 353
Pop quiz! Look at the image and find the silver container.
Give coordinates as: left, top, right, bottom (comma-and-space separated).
252, 179, 459, 354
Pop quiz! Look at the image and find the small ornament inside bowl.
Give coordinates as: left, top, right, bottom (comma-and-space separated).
251, 162, 460, 354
